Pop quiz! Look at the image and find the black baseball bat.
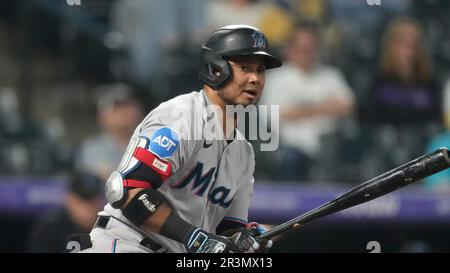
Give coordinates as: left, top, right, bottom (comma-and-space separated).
259, 147, 450, 240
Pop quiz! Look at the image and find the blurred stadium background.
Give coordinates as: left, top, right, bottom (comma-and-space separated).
1, 0, 450, 253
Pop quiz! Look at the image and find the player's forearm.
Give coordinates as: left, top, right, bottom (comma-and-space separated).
123, 188, 173, 233
121, 188, 233, 252
282, 97, 353, 120
142, 203, 173, 233
281, 106, 320, 120
323, 97, 353, 117
122, 188, 197, 245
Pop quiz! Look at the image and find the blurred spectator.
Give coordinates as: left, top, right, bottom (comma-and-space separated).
205, 0, 295, 47
0, 87, 71, 175
424, 78, 450, 192
326, 0, 412, 71
75, 84, 144, 181
206, 0, 270, 31
360, 17, 443, 178
27, 172, 104, 253
329, 0, 411, 29
109, 0, 206, 88
262, 21, 354, 181
367, 17, 441, 126
288, 0, 328, 23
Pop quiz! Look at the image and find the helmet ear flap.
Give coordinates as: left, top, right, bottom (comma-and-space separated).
199, 51, 231, 89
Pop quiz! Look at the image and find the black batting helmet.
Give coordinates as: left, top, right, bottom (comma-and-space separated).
199, 25, 282, 89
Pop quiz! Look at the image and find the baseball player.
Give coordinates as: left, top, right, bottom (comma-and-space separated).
81, 25, 282, 253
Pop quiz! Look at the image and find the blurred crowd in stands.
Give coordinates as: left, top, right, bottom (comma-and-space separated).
1, 0, 450, 191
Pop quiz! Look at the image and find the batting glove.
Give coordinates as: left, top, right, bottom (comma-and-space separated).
186, 228, 236, 253
229, 222, 273, 253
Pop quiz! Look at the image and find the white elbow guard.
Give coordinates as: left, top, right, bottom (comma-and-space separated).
105, 171, 127, 208
105, 136, 147, 208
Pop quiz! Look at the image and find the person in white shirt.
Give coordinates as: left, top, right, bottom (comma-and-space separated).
262, 21, 355, 181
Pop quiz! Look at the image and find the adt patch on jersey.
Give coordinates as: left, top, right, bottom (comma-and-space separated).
149, 127, 179, 158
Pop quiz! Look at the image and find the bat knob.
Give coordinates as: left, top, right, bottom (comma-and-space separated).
440, 147, 450, 165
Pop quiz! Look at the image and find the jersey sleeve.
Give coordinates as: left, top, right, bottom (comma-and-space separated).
115, 106, 198, 189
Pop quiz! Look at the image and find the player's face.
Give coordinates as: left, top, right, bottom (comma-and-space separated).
218, 56, 266, 106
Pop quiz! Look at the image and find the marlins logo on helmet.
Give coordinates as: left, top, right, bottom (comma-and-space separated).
251, 31, 267, 48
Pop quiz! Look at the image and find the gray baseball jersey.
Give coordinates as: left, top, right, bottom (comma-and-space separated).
92, 89, 255, 253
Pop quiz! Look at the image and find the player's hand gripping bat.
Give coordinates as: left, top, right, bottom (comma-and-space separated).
258, 148, 450, 240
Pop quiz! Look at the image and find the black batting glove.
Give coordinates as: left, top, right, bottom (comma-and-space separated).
185, 228, 236, 253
